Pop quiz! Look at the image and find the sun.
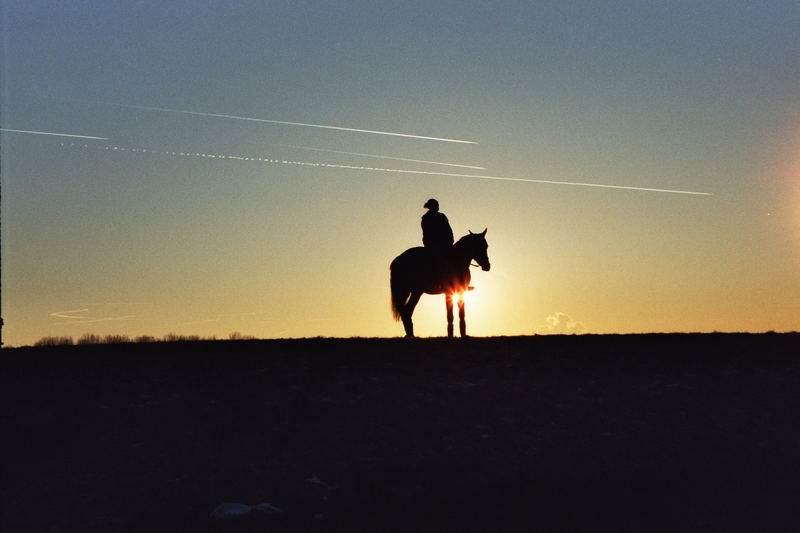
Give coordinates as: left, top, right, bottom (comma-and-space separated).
455, 287, 475, 305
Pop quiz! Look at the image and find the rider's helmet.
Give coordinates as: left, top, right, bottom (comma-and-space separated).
424, 198, 439, 211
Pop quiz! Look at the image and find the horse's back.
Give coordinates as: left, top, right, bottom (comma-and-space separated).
390, 246, 426, 271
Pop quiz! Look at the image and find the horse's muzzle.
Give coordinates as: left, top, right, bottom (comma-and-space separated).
482, 263, 491, 272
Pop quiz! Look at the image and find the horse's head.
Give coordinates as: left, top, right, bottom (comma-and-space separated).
466, 229, 491, 271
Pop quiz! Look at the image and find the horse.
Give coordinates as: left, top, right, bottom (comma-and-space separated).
390, 229, 491, 337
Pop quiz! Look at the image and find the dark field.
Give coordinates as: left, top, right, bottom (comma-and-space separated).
2, 334, 800, 532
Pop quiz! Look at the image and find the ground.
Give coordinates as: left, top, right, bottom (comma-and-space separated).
2, 334, 799, 531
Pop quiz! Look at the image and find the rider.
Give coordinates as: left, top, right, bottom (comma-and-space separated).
422, 198, 454, 250
421, 199, 454, 283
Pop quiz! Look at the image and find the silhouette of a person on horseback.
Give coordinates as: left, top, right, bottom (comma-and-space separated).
390, 198, 490, 337
421, 198, 454, 252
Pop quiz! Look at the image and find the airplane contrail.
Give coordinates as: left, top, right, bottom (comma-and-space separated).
63, 142, 713, 196
274, 143, 486, 170
285, 160, 714, 196
1, 128, 108, 140
427, 172, 715, 196
103, 102, 478, 144
50, 308, 136, 323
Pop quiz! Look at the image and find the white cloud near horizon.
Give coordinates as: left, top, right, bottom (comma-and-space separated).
538, 312, 586, 335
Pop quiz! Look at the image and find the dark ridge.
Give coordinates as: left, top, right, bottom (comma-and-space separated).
2, 333, 799, 531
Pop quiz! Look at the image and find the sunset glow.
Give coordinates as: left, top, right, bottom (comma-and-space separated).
2, 2, 799, 345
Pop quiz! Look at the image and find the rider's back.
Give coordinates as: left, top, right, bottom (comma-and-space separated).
421, 210, 454, 250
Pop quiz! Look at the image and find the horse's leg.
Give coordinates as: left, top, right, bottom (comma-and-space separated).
402, 291, 422, 337
445, 293, 454, 338
458, 293, 467, 337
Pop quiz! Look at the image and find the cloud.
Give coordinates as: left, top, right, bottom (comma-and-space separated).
538, 312, 586, 335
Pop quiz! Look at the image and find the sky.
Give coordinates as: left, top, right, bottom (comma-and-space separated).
1, 1, 799, 346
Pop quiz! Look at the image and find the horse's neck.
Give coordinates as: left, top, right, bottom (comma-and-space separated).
451, 241, 473, 268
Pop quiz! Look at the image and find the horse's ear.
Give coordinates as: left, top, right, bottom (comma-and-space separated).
481, 228, 487, 236
469, 229, 474, 235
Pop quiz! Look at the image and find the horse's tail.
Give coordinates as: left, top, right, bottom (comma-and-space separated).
390, 261, 406, 322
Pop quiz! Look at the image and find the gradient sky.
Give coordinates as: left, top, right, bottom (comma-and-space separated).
2, 1, 799, 346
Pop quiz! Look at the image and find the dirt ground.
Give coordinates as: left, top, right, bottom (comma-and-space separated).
2, 334, 800, 532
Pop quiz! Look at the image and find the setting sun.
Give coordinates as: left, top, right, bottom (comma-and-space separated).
456, 287, 476, 306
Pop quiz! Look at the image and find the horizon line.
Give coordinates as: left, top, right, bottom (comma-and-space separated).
13, 330, 796, 347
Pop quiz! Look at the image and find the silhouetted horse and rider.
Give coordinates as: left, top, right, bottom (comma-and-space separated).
391, 199, 491, 337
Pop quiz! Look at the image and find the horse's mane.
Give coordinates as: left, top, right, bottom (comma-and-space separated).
454, 232, 482, 247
